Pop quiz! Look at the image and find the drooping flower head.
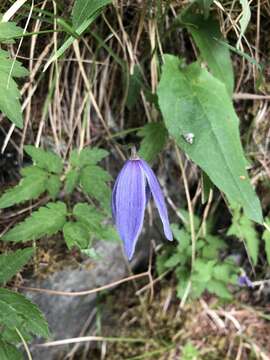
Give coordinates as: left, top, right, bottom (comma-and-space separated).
112, 148, 173, 260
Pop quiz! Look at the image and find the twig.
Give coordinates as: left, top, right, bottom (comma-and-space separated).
17, 272, 148, 297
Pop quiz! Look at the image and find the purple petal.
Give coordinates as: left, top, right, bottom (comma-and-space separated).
114, 160, 146, 260
112, 161, 129, 221
139, 159, 173, 241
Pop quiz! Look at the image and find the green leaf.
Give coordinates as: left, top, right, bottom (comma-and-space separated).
193, 259, 216, 282
2, 202, 67, 242
0, 248, 33, 285
193, 0, 213, 18
0, 22, 23, 42
63, 221, 89, 249
65, 169, 79, 193
237, 0, 251, 48
181, 12, 234, 95
43, 1, 112, 71
81, 248, 101, 260
0, 339, 23, 360
47, 174, 61, 199
206, 279, 232, 299
181, 342, 199, 360
0, 288, 49, 339
73, 203, 103, 230
0, 170, 47, 209
78, 147, 108, 166
126, 65, 143, 110
24, 145, 63, 174
262, 220, 270, 265
138, 122, 168, 163
72, 0, 112, 28
228, 210, 259, 265
0, 67, 23, 128
80, 165, 111, 210
157, 55, 262, 223
0, 50, 28, 77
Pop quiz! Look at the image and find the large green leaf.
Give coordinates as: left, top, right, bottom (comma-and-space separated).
0, 169, 47, 209
157, 55, 262, 223
2, 202, 67, 242
138, 122, 168, 163
0, 248, 33, 285
24, 145, 63, 174
72, 0, 112, 28
0, 340, 23, 360
181, 12, 234, 95
0, 288, 49, 339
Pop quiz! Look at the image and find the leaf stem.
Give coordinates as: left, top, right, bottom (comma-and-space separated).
15, 327, 33, 360
175, 145, 196, 303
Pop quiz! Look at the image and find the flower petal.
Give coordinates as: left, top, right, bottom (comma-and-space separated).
111, 161, 129, 221
139, 159, 173, 241
114, 160, 146, 260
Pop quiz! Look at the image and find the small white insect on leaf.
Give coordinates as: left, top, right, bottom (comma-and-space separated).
182, 133, 195, 144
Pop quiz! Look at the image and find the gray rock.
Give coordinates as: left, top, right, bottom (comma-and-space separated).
24, 241, 129, 360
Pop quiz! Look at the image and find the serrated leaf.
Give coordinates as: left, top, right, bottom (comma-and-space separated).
65, 169, 79, 193
2, 202, 67, 242
0, 172, 47, 209
0, 22, 23, 42
157, 55, 262, 223
47, 174, 61, 199
0, 288, 49, 339
262, 220, 270, 265
24, 145, 63, 174
138, 122, 168, 163
0, 248, 33, 285
63, 221, 89, 249
79, 147, 108, 166
72, 0, 112, 28
0, 340, 23, 360
73, 203, 104, 230
181, 12, 234, 95
0, 49, 28, 128
80, 165, 111, 210
0, 50, 29, 77
228, 211, 259, 265
70, 147, 108, 167
206, 279, 232, 299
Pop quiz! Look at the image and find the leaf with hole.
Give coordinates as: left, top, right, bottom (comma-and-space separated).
157, 55, 262, 223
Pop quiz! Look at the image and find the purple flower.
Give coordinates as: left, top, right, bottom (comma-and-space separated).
238, 274, 254, 288
112, 153, 173, 260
